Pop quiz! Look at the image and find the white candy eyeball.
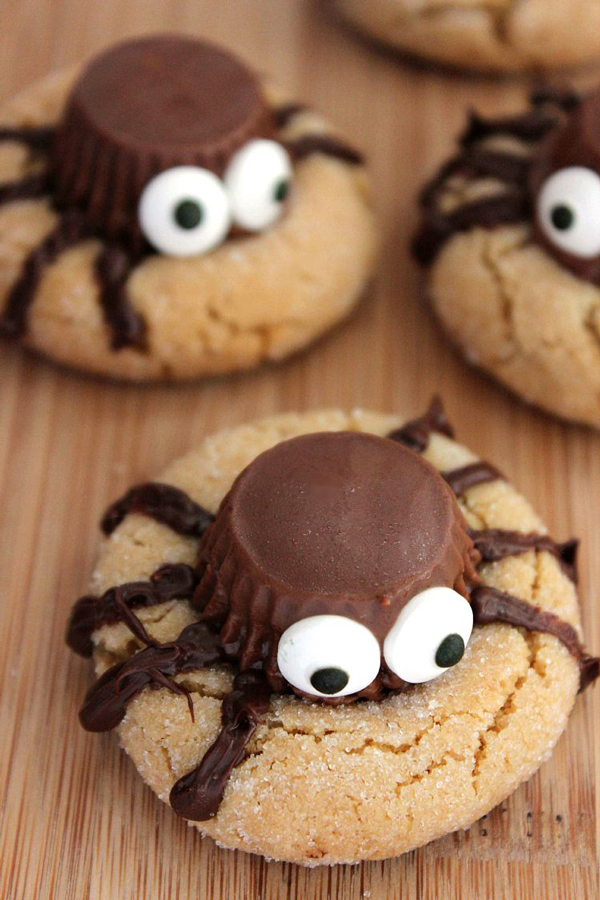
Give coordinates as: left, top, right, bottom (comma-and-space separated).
383, 587, 473, 685
138, 166, 231, 257
537, 166, 600, 259
277, 615, 381, 698
224, 139, 292, 232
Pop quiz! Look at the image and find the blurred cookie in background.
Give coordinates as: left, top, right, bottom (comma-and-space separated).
334, 0, 600, 75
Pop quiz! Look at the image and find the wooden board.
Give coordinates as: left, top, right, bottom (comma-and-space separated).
0, 1, 598, 897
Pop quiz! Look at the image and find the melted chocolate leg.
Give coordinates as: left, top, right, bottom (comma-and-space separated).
0, 126, 55, 150
470, 529, 579, 583
79, 620, 225, 732
100, 482, 214, 538
95, 244, 147, 351
460, 109, 558, 146
285, 135, 363, 166
471, 586, 599, 692
0, 171, 51, 206
169, 670, 271, 821
0, 210, 89, 338
420, 150, 529, 212
530, 85, 580, 113
273, 103, 307, 129
413, 192, 529, 266
388, 395, 454, 452
442, 462, 503, 496
66, 563, 200, 658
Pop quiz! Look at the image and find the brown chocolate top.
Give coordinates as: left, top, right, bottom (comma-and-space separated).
195, 432, 476, 676
52, 35, 272, 242
69, 36, 266, 153
231, 433, 467, 602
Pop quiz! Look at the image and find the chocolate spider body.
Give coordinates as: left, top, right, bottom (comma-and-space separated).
67, 401, 599, 821
413, 86, 592, 271
192, 431, 479, 700
0, 35, 362, 350
414, 83, 600, 292
528, 88, 600, 284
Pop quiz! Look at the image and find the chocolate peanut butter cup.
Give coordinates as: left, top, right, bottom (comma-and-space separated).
51, 35, 272, 244
193, 431, 478, 693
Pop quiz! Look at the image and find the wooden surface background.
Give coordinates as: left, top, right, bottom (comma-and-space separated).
0, 1, 599, 897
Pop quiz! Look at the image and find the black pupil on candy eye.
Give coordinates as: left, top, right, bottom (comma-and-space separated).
174, 199, 204, 230
310, 667, 349, 694
273, 179, 290, 204
435, 633, 465, 669
551, 204, 575, 231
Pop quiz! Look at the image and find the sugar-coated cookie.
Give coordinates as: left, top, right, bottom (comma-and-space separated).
335, 0, 600, 74
0, 35, 377, 380
67, 402, 598, 865
413, 86, 600, 427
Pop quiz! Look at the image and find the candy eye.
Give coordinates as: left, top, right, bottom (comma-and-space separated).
383, 587, 473, 684
138, 166, 231, 257
224, 139, 293, 232
537, 166, 600, 259
277, 615, 381, 698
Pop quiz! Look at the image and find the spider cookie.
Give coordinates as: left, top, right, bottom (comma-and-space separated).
0, 35, 376, 380
413, 86, 600, 427
67, 400, 598, 865
334, 0, 600, 74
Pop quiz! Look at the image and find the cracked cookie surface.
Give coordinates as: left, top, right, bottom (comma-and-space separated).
0, 70, 377, 381
80, 410, 582, 865
335, 0, 600, 74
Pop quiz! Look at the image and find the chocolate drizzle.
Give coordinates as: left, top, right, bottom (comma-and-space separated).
388, 403, 503, 496
0, 126, 55, 150
79, 619, 226, 732
273, 103, 307, 129
0, 171, 51, 206
421, 150, 529, 209
0, 210, 89, 337
471, 586, 598, 691
470, 529, 578, 583
459, 110, 558, 146
0, 127, 54, 207
169, 669, 271, 820
101, 482, 214, 538
414, 192, 529, 266
443, 462, 503, 496
530, 85, 580, 113
66, 562, 199, 657
95, 244, 147, 350
285, 134, 363, 165
388, 395, 454, 452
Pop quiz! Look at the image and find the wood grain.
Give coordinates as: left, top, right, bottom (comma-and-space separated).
0, 1, 598, 897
